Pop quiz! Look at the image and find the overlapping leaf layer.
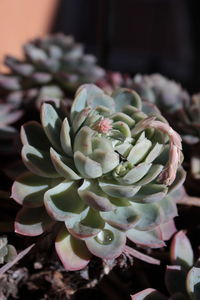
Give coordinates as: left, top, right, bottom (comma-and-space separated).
12, 84, 185, 270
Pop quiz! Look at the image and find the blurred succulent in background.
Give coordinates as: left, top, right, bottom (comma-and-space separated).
0, 236, 17, 264
173, 93, 200, 182
132, 73, 190, 114
0, 103, 23, 156
131, 231, 200, 300
96, 71, 132, 95
12, 84, 185, 271
0, 34, 105, 112
173, 93, 200, 145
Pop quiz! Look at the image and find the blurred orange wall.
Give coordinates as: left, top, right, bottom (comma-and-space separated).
0, 0, 59, 71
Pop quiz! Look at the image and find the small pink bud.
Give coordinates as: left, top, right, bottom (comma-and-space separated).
94, 118, 112, 133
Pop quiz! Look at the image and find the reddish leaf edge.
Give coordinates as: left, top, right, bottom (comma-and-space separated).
124, 245, 160, 265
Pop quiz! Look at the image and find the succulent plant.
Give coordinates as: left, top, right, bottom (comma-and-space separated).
131, 74, 200, 185
132, 73, 190, 114
0, 103, 23, 156
99, 73, 192, 144
131, 231, 200, 300
0, 236, 17, 264
131, 74, 200, 147
96, 71, 132, 95
170, 93, 200, 145
172, 93, 200, 182
0, 33, 105, 111
11, 84, 185, 271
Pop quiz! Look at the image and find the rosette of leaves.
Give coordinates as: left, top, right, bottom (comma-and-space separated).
12, 84, 185, 271
132, 73, 190, 114
131, 231, 200, 300
0, 236, 17, 264
0, 103, 23, 156
172, 93, 200, 145
0, 33, 105, 111
173, 93, 200, 182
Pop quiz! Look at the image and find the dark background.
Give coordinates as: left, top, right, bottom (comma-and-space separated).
52, 0, 200, 94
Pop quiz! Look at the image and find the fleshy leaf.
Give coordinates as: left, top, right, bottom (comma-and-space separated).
55, 226, 91, 271
71, 107, 92, 134
0, 75, 20, 90
22, 145, 59, 178
68, 208, 105, 239
0, 107, 23, 125
41, 103, 62, 151
24, 44, 47, 62
112, 88, 142, 111
145, 143, 164, 163
78, 180, 115, 211
4, 245, 17, 263
60, 118, 73, 156
129, 184, 168, 203
168, 167, 186, 194
85, 224, 126, 259
91, 136, 120, 173
131, 289, 167, 300
114, 138, 133, 157
71, 84, 115, 119
127, 139, 152, 165
159, 220, 177, 241
99, 179, 141, 198
142, 101, 161, 115
11, 172, 55, 207
112, 121, 132, 138
170, 231, 194, 268
50, 148, 81, 180
111, 112, 135, 128
74, 126, 93, 155
83, 84, 115, 110
100, 206, 139, 230
21, 121, 50, 151
44, 180, 85, 221
186, 265, 200, 299
133, 202, 162, 231
74, 151, 102, 178
134, 164, 163, 186
116, 163, 152, 185
88, 93, 115, 111
70, 86, 88, 120
127, 227, 165, 248
158, 197, 177, 224
15, 207, 53, 236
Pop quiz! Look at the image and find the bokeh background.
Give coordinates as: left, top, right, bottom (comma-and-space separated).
0, 0, 199, 92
